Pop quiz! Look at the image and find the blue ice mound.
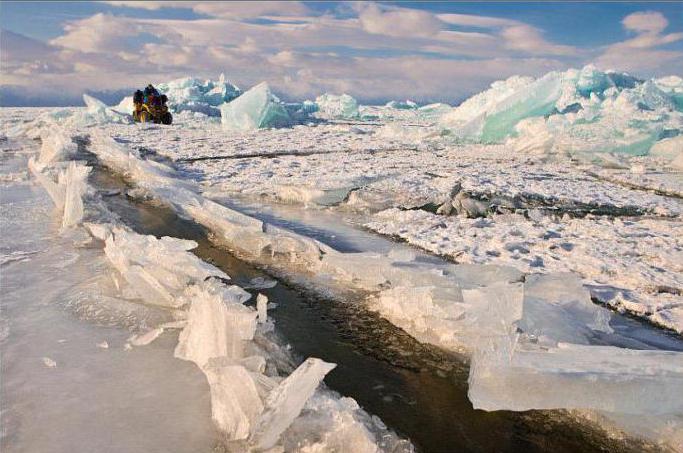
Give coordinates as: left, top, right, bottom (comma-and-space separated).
219, 82, 292, 131
157, 73, 241, 116
439, 65, 683, 161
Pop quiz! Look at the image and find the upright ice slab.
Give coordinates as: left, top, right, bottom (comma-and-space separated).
175, 280, 255, 368
28, 151, 90, 228
249, 358, 337, 450
220, 82, 291, 131
37, 131, 77, 167
203, 360, 264, 439
81, 94, 132, 125
61, 162, 91, 228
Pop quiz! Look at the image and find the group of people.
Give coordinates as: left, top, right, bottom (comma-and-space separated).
132, 84, 173, 124
133, 84, 168, 108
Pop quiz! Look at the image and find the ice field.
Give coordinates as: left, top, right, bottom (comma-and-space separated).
1, 66, 683, 452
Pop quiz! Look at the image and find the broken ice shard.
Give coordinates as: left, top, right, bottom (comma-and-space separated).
61, 161, 91, 228
249, 358, 336, 450
175, 280, 255, 368
203, 360, 263, 440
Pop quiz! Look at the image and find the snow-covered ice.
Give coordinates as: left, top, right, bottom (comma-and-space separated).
367, 208, 683, 333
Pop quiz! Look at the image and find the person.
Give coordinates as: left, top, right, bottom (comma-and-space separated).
133, 89, 144, 105
143, 84, 159, 104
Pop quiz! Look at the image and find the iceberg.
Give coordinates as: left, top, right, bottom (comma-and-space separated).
220, 82, 292, 131
315, 93, 360, 119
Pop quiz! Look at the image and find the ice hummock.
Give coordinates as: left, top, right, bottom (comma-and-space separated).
439, 65, 683, 163
220, 82, 292, 131
157, 73, 241, 116
315, 93, 360, 119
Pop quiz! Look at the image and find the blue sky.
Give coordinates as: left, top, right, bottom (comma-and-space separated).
1, 1, 682, 105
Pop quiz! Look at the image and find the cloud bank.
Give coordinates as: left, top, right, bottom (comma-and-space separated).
1, 2, 680, 106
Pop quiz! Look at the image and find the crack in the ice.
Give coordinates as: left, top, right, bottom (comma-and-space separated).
585, 169, 683, 200
176, 146, 419, 163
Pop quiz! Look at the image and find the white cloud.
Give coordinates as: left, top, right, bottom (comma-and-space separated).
50, 13, 139, 53
437, 13, 517, 29
622, 11, 669, 34
4, 3, 680, 104
501, 25, 576, 56
595, 11, 683, 74
357, 3, 444, 38
104, 1, 310, 18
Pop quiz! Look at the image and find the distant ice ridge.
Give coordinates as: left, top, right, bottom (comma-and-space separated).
385, 99, 418, 110
440, 65, 683, 165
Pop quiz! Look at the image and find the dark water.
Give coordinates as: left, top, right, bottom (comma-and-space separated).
91, 167, 663, 453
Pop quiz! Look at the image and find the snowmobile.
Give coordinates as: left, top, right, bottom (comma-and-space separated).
133, 89, 173, 125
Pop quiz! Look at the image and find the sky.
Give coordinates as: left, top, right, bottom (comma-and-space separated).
1, 1, 682, 106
